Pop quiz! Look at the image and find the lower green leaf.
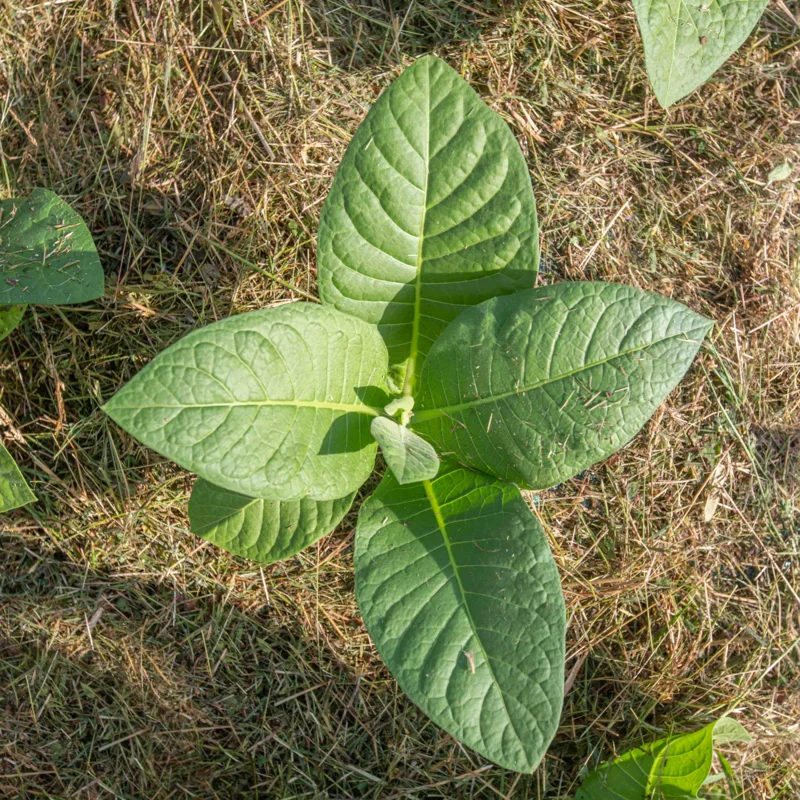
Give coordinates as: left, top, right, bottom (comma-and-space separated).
574, 716, 751, 799
0, 440, 36, 513
188, 478, 355, 563
0, 305, 25, 341
355, 463, 566, 773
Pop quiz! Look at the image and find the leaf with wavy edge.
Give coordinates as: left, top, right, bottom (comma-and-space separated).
355, 462, 565, 772
633, 0, 768, 107
413, 283, 712, 490
318, 55, 539, 395
574, 716, 751, 799
0, 189, 103, 305
189, 478, 355, 563
0, 305, 25, 341
0, 440, 36, 513
104, 303, 389, 501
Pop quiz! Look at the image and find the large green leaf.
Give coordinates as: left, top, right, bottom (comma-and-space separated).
370, 416, 439, 484
633, 0, 769, 108
318, 55, 539, 395
355, 463, 565, 772
188, 478, 355, 563
0, 440, 36, 513
103, 303, 389, 501
575, 717, 750, 799
0, 305, 25, 341
413, 283, 712, 491
0, 189, 104, 305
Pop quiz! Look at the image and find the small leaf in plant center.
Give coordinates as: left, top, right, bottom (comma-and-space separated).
188, 478, 356, 564
103, 302, 390, 501
0, 440, 36, 513
0, 189, 104, 306
355, 462, 566, 772
318, 55, 540, 393
370, 416, 439, 484
384, 394, 414, 419
413, 282, 713, 490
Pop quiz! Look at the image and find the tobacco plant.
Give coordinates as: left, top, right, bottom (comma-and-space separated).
104, 57, 714, 772
0, 189, 104, 512
575, 717, 750, 798
633, 0, 769, 107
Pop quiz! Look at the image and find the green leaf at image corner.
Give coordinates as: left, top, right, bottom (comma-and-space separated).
188, 478, 356, 564
574, 716, 750, 799
0, 440, 36, 513
318, 54, 540, 394
355, 462, 566, 772
0, 304, 25, 341
370, 416, 439, 484
633, 0, 769, 108
0, 188, 104, 305
103, 302, 389, 502
413, 282, 713, 491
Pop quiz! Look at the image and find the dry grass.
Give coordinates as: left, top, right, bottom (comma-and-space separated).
1, 0, 798, 797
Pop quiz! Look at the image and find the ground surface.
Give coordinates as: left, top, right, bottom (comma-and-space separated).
0, 1, 798, 798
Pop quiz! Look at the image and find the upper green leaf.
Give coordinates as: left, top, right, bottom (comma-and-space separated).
0, 440, 36, 513
189, 478, 355, 563
0, 189, 104, 305
103, 303, 389, 501
318, 55, 539, 395
574, 717, 751, 799
413, 283, 712, 491
633, 0, 769, 107
355, 463, 565, 773
370, 416, 439, 484
0, 305, 25, 341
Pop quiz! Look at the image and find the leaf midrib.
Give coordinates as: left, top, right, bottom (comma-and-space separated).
401, 64, 431, 399
422, 477, 526, 756
105, 399, 380, 415
412, 324, 710, 423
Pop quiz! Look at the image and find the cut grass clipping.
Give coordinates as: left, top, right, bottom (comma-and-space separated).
104, 56, 712, 772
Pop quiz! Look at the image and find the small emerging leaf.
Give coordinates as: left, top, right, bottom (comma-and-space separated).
384, 395, 414, 418
633, 0, 769, 108
188, 478, 355, 563
355, 463, 566, 772
574, 716, 750, 799
413, 283, 713, 491
0, 441, 36, 513
0, 305, 25, 341
370, 416, 439, 484
104, 302, 389, 501
0, 189, 104, 305
318, 55, 540, 394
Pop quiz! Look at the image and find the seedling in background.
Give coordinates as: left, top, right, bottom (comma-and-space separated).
633, 0, 769, 107
0, 189, 104, 512
575, 716, 751, 799
104, 56, 713, 772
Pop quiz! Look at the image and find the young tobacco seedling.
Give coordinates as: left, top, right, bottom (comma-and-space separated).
575, 716, 751, 799
632, 0, 768, 107
0, 189, 104, 513
104, 56, 713, 772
